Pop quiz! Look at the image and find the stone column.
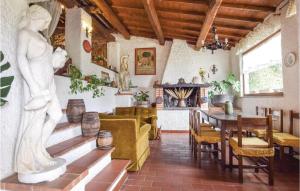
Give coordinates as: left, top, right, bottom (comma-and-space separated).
65, 7, 92, 72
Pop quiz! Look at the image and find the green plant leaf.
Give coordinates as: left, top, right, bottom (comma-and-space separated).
0, 76, 14, 87
0, 51, 4, 62
0, 98, 7, 106
0, 62, 11, 72
0, 85, 12, 98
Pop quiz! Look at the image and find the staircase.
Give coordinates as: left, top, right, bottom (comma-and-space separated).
1, 112, 130, 191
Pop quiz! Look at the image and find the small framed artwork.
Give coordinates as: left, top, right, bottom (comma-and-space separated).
101, 71, 110, 81
135, 47, 156, 75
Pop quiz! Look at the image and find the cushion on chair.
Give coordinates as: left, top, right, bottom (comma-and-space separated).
251, 128, 280, 138
229, 137, 274, 157
194, 131, 221, 144
273, 133, 300, 147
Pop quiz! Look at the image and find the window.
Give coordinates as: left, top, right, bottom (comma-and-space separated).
242, 32, 283, 96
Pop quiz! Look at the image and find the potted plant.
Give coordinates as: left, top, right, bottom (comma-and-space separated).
69, 65, 105, 98
208, 73, 240, 107
134, 91, 150, 107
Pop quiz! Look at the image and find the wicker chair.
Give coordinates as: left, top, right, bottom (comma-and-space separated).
192, 110, 221, 168
229, 115, 275, 185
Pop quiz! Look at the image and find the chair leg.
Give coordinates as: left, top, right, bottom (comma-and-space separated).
199, 144, 202, 168
279, 146, 285, 160
229, 145, 233, 172
289, 147, 294, 156
268, 156, 274, 186
213, 143, 218, 159
189, 130, 191, 145
194, 141, 198, 159
238, 155, 243, 183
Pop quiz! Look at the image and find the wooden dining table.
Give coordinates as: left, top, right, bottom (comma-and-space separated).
200, 109, 262, 169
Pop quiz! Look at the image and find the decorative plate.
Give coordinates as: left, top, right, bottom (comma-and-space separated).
285, 52, 296, 67
83, 40, 92, 53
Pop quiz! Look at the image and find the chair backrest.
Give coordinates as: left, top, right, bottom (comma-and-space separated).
194, 111, 204, 136
268, 108, 283, 132
256, 106, 268, 116
289, 110, 300, 135
237, 115, 273, 147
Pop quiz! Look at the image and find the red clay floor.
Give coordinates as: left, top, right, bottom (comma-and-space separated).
121, 133, 299, 191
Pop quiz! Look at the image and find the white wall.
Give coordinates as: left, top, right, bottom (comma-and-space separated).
0, 0, 28, 179
108, 36, 231, 102
163, 39, 230, 84
230, 6, 300, 135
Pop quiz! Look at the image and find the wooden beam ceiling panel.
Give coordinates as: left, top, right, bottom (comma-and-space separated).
221, 2, 276, 12
90, 0, 130, 39
142, 0, 165, 45
195, 0, 223, 50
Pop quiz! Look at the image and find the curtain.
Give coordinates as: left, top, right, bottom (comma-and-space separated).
39, 0, 62, 41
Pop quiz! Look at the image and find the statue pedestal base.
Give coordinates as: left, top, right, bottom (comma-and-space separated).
18, 158, 66, 184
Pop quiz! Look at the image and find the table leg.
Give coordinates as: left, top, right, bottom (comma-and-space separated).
220, 122, 226, 169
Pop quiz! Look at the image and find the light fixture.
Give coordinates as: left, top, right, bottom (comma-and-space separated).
201, 26, 229, 54
82, 21, 93, 38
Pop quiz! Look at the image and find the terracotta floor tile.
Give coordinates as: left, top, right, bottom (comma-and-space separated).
122, 133, 299, 191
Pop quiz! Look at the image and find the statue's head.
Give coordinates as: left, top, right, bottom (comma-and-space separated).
19, 5, 52, 31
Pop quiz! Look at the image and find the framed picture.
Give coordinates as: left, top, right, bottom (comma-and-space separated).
135, 48, 156, 75
101, 71, 110, 81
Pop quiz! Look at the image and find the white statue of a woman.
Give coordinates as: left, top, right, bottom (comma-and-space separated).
14, 5, 67, 183
118, 55, 130, 91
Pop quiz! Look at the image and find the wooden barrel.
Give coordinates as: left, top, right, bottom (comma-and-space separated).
66, 99, 86, 123
96, 130, 113, 150
81, 112, 100, 137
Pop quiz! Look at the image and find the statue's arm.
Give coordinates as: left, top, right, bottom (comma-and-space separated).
17, 31, 40, 96
52, 47, 68, 70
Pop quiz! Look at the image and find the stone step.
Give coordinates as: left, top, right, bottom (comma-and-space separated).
1, 148, 114, 191
47, 136, 97, 165
47, 122, 82, 147
85, 160, 130, 191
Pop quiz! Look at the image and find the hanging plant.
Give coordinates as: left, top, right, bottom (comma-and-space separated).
0, 51, 14, 106
69, 65, 105, 98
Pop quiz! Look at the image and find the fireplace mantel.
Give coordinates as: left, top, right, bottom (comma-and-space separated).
154, 83, 210, 88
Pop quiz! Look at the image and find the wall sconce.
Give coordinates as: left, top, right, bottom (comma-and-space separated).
82, 21, 93, 38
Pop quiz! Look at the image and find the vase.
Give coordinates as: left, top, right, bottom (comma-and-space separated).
66, 99, 86, 123
224, 101, 233, 115
96, 130, 113, 150
81, 112, 100, 137
178, 99, 186, 107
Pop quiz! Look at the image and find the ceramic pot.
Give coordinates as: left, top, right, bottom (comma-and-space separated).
81, 112, 100, 136
66, 99, 86, 123
97, 130, 113, 150
178, 99, 186, 107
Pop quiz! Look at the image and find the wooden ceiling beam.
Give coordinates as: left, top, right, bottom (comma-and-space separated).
195, 0, 222, 50
216, 14, 264, 23
58, 0, 116, 41
90, 0, 130, 39
142, 0, 165, 45
221, 3, 276, 13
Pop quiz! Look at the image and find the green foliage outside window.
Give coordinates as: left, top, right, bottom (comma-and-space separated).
248, 64, 283, 93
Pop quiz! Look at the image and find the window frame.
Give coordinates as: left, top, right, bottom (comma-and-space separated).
241, 30, 284, 97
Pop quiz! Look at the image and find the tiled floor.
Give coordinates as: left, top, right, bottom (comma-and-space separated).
121, 133, 299, 191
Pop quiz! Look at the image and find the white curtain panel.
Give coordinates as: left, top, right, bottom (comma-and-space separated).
38, 0, 62, 41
